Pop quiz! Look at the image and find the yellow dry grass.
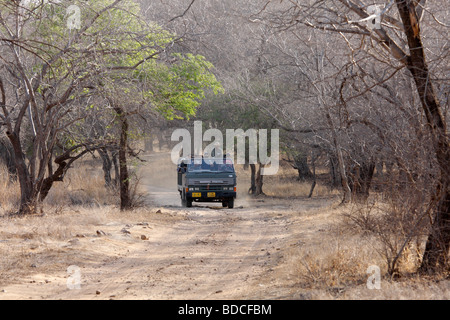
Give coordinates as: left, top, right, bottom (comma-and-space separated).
235, 162, 339, 198
0, 204, 182, 287
0, 159, 117, 216
0, 164, 20, 214
267, 203, 450, 299
0, 153, 448, 299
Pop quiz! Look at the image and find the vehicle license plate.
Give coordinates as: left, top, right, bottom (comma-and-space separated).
207, 192, 216, 197
192, 193, 201, 198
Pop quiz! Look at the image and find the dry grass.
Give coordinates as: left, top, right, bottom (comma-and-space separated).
274, 204, 450, 299
0, 164, 20, 214
1, 153, 448, 299
235, 162, 339, 198
0, 158, 120, 216
0, 160, 119, 284
279, 205, 380, 296
341, 198, 432, 276
45, 162, 118, 208
0, 207, 104, 284
0, 204, 183, 287
0, 155, 162, 287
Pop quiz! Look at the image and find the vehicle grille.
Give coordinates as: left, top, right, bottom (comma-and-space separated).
198, 185, 223, 191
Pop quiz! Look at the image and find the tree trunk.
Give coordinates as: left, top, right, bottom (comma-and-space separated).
308, 153, 317, 198
6, 130, 34, 214
111, 150, 119, 186
115, 106, 131, 210
248, 163, 256, 194
395, 1, 450, 273
329, 154, 341, 188
40, 146, 91, 202
293, 153, 313, 181
348, 160, 376, 203
255, 163, 265, 196
325, 112, 351, 203
39, 161, 67, 202
421, 190, 450, 272
0, 137, 16, 178
98, 148, 113, 188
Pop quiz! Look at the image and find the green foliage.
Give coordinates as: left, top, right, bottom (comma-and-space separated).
145, 53, 224, 120
27, 0, 223, 121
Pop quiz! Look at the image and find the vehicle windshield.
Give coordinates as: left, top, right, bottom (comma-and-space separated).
187, 158, 234, 173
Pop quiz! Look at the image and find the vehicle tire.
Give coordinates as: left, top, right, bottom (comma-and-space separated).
186, 199, 192, 207
181, 191, 187, 207
222, 202, 228, 207
228, 198, 234, 209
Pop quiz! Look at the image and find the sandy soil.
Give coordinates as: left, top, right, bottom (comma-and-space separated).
0, 153, 336, 300
1, 153, 448, 300
0, 197, 334, 300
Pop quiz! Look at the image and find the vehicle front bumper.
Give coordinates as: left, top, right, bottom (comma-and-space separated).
187, 190, 236, 201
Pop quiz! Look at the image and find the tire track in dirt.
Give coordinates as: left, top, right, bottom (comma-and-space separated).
113, 181, 295, 299
0, 152, 332, 299
53, 186, 295, 299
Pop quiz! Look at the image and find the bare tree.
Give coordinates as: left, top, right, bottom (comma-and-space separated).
255, 0, 449, 273
0, 0, 222, 213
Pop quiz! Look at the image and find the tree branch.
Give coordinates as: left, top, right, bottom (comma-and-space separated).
168, 0, 196, 23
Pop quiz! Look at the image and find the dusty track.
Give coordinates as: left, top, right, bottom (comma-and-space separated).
0, 153, 333, 300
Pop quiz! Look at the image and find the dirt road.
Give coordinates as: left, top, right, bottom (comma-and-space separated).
0, 154, 334, 300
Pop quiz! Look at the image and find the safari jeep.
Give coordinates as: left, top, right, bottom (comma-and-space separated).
177, 157, 237, 208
